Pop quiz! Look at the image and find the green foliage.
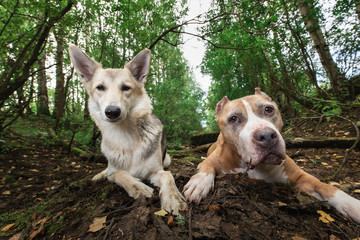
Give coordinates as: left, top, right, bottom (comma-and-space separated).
175, 214, 186, 226
0, 140, 10, 154
318, 99, 343, 116
0, 0, 204, 144
200, 0, 359, 123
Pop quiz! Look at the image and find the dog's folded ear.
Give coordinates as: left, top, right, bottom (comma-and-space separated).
69, 45, 101, 82
254, 87, 272, 101
215, 96, 229, 121
125, 49, 151, 83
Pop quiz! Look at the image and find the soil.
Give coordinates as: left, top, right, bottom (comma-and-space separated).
1, 116, 360, 240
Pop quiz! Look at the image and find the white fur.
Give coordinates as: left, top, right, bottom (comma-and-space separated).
183, 172, 215, 203
69, 45, 186, 214
163, 154, 172, 169
247, 162, 287, 183
326, 190, 360, 223
238, 100, 285, 166
150, 170, 186, 215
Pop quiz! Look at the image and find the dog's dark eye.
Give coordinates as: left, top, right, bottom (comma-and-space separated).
264, 106, 273, 114
122, 85, 131, 91
96, 85, 105, 91
229, 116, 238, 123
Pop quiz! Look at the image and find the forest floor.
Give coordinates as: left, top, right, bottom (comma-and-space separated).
1, 114, 360, 240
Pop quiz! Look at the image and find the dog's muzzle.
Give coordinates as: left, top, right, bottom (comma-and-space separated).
253, 129, 278, 148
249, 128, 286, 169
105, 106, 121, 121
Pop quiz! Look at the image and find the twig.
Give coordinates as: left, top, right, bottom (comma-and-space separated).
92, 205, 135, 218
327, 217, 351, 240
103, 218, 115, 240
325, 115, 360, 180
236, 185, 268, 219
282, 114, 359, 180
188, 206, 193, 240
204, 188, 218, 210
271, 205, 279, 231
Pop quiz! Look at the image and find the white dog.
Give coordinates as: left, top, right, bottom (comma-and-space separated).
69, 45, 187, 214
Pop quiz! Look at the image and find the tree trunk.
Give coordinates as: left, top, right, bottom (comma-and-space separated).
296, 0, 345, 98
356, 0, 360, 21
282, 0, 329, 99
0, 1, 74, 109
54, 26, 66, 123
37, 49, 50, 116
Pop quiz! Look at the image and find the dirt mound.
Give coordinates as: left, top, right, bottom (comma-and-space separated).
1, 127, 360, 239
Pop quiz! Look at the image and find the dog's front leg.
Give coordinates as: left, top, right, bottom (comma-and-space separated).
108, 170, 154, 199
150, 170, 187, 215
183, 160, 216, 204
92, 167, 108, 181
285, 157, 360, 223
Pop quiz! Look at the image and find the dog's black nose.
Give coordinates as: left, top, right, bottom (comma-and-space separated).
254, 129, 278, 148
105, 106, 121, 119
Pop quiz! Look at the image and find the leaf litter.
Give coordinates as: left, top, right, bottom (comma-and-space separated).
1, 119, 360, 239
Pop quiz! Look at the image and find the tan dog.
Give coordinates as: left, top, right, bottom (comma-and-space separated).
69, 45, 186, 214
184, 88, 360, 223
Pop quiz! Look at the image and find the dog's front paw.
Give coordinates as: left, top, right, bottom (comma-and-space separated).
328, 190, 360, 223
183, 172, 215, 203
92, 169, 107, 181
161, 189, 187, 215
127, 180, 154, 199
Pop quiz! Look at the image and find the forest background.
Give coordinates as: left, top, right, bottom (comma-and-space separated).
1, 0, 360, 147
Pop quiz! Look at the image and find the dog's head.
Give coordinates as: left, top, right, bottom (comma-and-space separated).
215, 88, 286, 169
69, 45, 152, 122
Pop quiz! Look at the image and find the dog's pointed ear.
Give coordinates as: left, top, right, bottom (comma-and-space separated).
125, 49, 151, 83
215, 96, 229, 121
69, 45, 101, 82
254, 87, 272, 101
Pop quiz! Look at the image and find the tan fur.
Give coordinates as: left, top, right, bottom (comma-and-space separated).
184, 89, 360, 223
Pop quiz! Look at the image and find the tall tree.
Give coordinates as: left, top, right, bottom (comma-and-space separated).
0, 0, 74, 109
295, 0, 345, 97
37, 49, 50, 116
53, 26, 66, 123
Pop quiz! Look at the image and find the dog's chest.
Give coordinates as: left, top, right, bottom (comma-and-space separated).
100, 116, 162, 171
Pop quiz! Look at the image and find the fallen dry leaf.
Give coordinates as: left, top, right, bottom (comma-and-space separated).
28, 217, 49, 240
8, 232, 21, 240
167, 216, 174, 227
317, 210, 334, 223
321, 162, 328, 166
291, 236, 307, 240
154, 209, 168, 216
209, 204, 220, 211
278, 201, 287, 207
329, 234, 341, 240
2, 190, 10, 195
0, 223, 15, 232
88, 216, 107, 232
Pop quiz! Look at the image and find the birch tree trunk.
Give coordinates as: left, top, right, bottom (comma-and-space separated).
296, 0, 345, 98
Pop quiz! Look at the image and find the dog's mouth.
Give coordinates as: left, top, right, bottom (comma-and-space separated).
248, 152, 285, 170
106, 117, 121, 122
